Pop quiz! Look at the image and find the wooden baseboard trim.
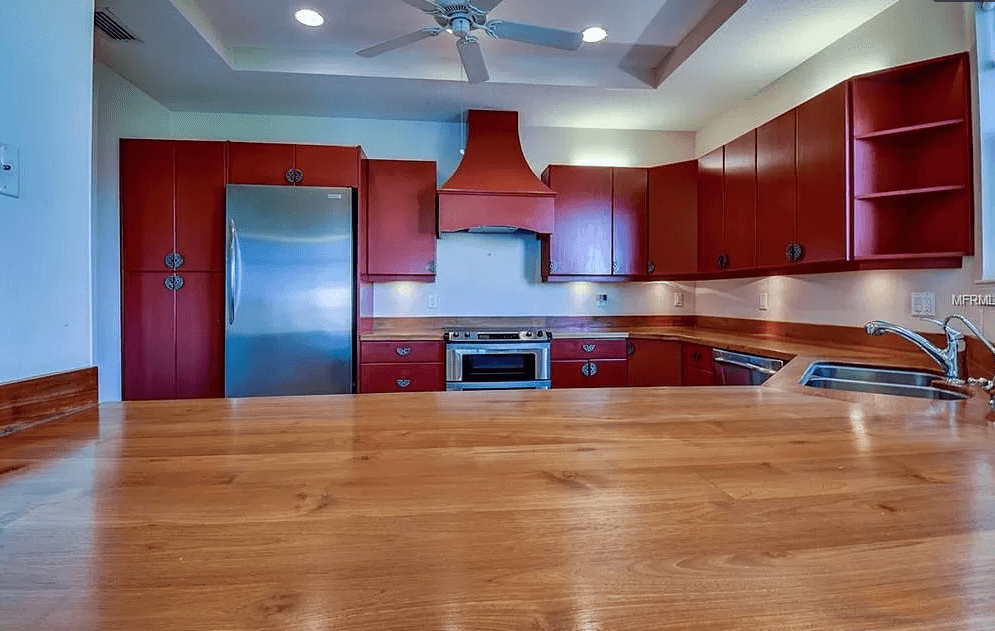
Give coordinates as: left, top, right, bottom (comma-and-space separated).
0, 367, 98, 438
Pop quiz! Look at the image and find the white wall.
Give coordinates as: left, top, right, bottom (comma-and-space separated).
693, 0, 991, 335
0, 0, 95, 384
93, 62, 695, 399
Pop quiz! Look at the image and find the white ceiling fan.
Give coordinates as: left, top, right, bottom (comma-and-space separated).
357, 0, 584, 84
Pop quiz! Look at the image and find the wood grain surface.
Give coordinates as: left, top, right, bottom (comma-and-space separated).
2, 381, 995, 629
0, 367, 97, 437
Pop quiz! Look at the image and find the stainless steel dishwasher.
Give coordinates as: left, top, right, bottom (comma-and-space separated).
712, 348, 784, 385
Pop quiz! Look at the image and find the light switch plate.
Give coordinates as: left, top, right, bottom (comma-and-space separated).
673, 291, 684, 308
911, 292, 936, 316
426, 294, 438, 309
0, 143, 20, 198
759, 292, 769, 311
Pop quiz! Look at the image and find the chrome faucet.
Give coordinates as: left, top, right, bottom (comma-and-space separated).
865, 318, 966, 382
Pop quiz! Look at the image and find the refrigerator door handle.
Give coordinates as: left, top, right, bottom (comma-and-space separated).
228, 219, 242, 325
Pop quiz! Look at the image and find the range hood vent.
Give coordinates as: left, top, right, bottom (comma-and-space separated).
438, 110, 555, 234
94, 8, 141, 41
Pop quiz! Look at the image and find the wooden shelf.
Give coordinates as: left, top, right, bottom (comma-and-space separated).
855, 118, 964, 140
855, 185, 964, 200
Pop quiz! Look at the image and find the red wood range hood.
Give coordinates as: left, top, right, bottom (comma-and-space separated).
438, 110, 556, 234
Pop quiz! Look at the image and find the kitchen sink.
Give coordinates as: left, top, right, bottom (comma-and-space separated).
799, 362, 969, 400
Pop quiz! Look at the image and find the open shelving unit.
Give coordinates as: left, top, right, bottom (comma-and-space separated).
850, 52, 973, 262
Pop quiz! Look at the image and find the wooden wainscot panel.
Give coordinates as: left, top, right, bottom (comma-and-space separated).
0, 368, 98, 437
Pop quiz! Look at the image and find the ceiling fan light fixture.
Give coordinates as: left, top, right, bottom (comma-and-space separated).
582, 26, 607, 43
295, 8, 324, 27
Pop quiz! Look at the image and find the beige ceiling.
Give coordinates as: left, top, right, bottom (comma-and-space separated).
95, 0, 901, 130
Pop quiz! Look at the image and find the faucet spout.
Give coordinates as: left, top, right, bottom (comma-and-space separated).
865, 319, 963, 381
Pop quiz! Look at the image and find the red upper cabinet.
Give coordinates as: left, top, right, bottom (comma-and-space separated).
121, 140, 175, 272
228, 142, 296, 185
756, 110, 797, 268
697, 147, 724, 273
723, 130, 757, 271
796, 82, 849, 264
294, 144, 361, 188
174, 141, 226, 271
611, 168, 648, 276
544, 165, 613, 276
647, 161, 697, 277
365, 159, 438, 279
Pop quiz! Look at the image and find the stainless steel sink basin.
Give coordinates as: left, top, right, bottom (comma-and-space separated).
799, 362, 969, 400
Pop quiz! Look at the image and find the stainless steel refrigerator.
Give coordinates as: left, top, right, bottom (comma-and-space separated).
225, 185, 354, 397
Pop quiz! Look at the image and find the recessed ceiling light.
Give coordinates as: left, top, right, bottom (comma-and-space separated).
582, 26, 607, 43
295, 8, 324, 27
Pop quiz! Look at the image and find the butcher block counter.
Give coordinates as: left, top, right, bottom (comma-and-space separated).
4, 322, 995, 629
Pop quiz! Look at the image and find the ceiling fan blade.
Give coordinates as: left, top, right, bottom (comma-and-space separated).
487, 20, 582, 51
470, 0, 504, 12
457, 37, 490, 84
357, 27, 442, 57
398, 0, 442, 13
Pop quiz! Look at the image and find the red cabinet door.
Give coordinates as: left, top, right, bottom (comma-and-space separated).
175, 141, 226, 272
627, 338, 682, 387
122, 272, 176, 400
611, 167, 648, 276
648, 161, 697, 277
683, 367, 716, 387
228, 142, 295, 185
361, 341, 445, 364
366, 160, 438, 277
796, 82, 849, 264
551, 338, 627, 360
294, 145, 361, 188
723, 130, 758, 271
697, 147, 724, 272
121, 140, 174, 272
546, 166, 613, 276
175, 272, 225, 399
360, 363, 445, 393
552, 359, 627, 389
756, 110, 797, 268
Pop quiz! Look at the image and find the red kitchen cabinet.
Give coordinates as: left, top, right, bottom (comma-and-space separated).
552, 359, 627, 389
228, 142, 296, 185
121, 140, 175, 272
174, 141, 227, 271
122, 272, 176, 400
647, 161, 697, 277
360, 341, 445, 364
723, 130, 758, 271
683, 367, 716, 387
698, 147, 724, 273
552, 338, 628, 360
756, 110, 797, 268
228, 142, 361, 188
796, 82, 849, 264
627, 338, 682, 387
174, 272, 225, 399
543, 165, 614, 276
611, 167, 648, 276
365, 160, 438, 279
361, 363, 445, 393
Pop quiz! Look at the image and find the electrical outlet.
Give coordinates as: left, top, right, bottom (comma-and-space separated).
426, 294, 438, 309
673, 291, 685, 308
596, 293, 609, 307
911, 292, 935, 316
0, 143, 19, 198
759, 292, 769, 311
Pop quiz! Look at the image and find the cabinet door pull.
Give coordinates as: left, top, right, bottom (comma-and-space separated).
164, 252, 184, 270
647, 260, 656, 274
581, 361, 598, 377
582, 343, 596, 353
785, 242, 804, 263
426, 260, 436, 274
395, 379, 412, 388
716, 253, 730, 270
548, 260, 558, 274
691, 351, 701, 361
164, 274, 184, 291
395, 346, 412, 357
627, 342, 635, 357
285, 168, 304, 184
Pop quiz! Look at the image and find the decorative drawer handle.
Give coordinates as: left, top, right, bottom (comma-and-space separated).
395, 379, 412, 388
785, 242, 804, 263
164, 252, 184, 270
581, 361, 598, 377
647, 260, 656, 274
395, 347, 412, 357
716, 253, 730, 270
582, 344, 596, 353
164, 274, 184, 291
627, 342, 635, 357
285, 168, 304, 184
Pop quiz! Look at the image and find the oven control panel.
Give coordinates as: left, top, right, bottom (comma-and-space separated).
446, 329, 552, 342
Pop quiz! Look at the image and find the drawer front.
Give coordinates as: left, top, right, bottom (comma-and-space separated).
683, 343, 714, 372
361, 341, 444, 364
361, 363, 444, 393
683, 366, 716, 387
552, 338, 628, 360
552, 359, 628, 389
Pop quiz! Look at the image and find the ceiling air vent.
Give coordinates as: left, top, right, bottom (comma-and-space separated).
94, 9, 140, 42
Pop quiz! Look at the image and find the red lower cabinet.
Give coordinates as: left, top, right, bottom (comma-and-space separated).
552, 359, 627, 389
361, 363, 445, 393
683, 367, 716, 387
174, 273, 225, 399
627, 339, 682, 387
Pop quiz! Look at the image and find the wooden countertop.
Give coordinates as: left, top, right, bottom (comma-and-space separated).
3, 369, 995, 628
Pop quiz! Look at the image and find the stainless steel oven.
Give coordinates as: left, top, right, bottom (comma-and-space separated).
445, 329, 552, 390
